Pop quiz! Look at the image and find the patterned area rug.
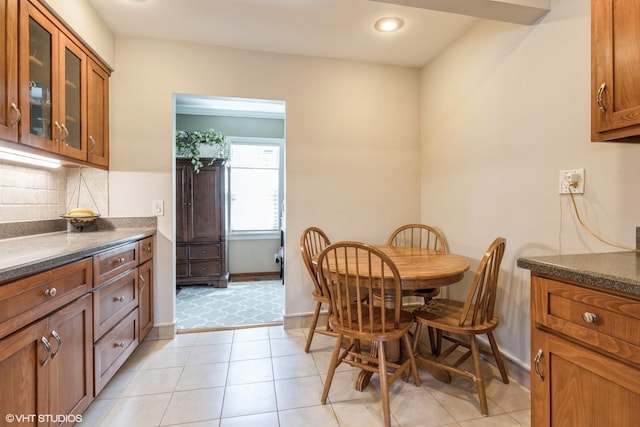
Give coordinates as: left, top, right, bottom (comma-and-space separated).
176, 280, 284, 330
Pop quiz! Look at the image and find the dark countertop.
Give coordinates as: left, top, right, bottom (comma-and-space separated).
0, 218, 156, 284
517, 251, 640, 298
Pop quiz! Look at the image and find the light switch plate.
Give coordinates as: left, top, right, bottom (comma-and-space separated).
152, 200, 164, 216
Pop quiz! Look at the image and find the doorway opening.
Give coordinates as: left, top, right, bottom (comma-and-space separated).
174, 94, 286, 332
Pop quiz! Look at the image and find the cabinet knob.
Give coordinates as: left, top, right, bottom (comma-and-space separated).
114, 295, 125, 302
115, 341, 125, 348
44, 288, 57, 297
582, 312, 597, 324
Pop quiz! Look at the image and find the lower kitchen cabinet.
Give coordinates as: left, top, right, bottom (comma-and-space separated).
532, 328, 640, 426
138, 259, 153, 342
0, 294, 93, 427
0, 232, 155, 422
530, 273, 640, 426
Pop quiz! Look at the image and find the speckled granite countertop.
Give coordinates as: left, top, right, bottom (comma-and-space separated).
517, 252, 640, 298
0, 217, 156, 284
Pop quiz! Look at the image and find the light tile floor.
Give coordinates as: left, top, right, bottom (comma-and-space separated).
81, 326, 531, 427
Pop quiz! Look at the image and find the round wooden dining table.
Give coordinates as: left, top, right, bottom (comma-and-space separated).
314, 244, 470, 390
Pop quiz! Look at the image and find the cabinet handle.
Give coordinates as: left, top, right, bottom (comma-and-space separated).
139, 274, 146, 290
61, 123, 69, 144
44, 287, 57, 297
114, 341, 125, 348
534, 349, 544, 381
582, 312, 597, 324
10, 102, 21, 127
115, 257, 125, 265
51, 330, 62, 358
596, 82, 607, 113
114, 295, 125, 302
89, 135, 96, 153
53, 121, 63, 141
41, 337, 52, 367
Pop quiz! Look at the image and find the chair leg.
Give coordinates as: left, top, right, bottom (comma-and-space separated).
305, 301, 323, 353
377, 342, 392, 427
402, 334, 421, 387
487, 332, 509, 384
427, 326, 439, 356
321, 333, 343, 404
469, 336, 489, 416
412, 323, 423, 355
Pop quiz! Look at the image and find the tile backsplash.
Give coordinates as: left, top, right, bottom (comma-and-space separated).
0, 161, 108, 223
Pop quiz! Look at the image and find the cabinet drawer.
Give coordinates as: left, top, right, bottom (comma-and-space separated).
188, 260, 222, 277
188, 244, 221, 260
92, 269, 138, 340
139, 236, 154, 264
0, 258, 91, 340
93, 242, 138, 286
94, 308, 138, 394
532, 275, 640, 365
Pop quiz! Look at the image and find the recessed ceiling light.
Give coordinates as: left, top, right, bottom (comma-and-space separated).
374, 17, 404, 32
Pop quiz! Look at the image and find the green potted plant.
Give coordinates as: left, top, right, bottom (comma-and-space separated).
176, 128, 228, 173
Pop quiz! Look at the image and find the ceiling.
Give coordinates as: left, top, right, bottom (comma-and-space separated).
87, 0, 481, 68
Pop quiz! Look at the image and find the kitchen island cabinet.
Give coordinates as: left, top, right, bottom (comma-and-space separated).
518, 253, 640, 427
591, 0, 640, 142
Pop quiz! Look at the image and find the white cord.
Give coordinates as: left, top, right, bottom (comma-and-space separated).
567, 184, 638, 252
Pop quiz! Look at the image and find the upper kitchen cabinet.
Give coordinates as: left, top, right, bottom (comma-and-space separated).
87, 58, 109, 168
591, 0, 640, 142
0, 0, 112, 168
19, 0, 87, 161
0, 0, 19, 142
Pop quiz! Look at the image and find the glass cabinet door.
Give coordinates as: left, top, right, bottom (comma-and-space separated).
58, 37, 86, 161
19, 0, 87, 160
28, 16, 53, 140
20, 2, 58, 153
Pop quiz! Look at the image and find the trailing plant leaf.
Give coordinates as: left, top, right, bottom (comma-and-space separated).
176, 128, 228, 173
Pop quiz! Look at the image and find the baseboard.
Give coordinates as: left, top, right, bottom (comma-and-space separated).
229, 272, 281, 281
145, 322, 176, 341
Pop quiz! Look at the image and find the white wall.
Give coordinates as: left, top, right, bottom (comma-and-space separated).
419, 0, 640, 368
107, 39, 422, 330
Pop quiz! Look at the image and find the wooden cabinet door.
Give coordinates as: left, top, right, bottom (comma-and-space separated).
175, 160, 189, 243
189, 161, 223, 242
0, 318, 49, 427
592, 0, 640, 141
47, 295, 93, 427
86, 58, 109, 168
531, 327, 640, 427
138, 260, 153, 341
0, 0, 19, 142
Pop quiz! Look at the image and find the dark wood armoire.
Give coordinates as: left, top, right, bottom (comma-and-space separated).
176, 158, 228, 287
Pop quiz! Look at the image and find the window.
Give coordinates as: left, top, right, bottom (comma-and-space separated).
229, 138, 282, 234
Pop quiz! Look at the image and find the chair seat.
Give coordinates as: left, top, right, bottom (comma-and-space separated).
331, 307, 414, 342
414, 299, 500, 335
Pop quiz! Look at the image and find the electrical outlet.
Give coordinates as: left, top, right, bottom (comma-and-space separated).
559, 169, 585, 194
152, 200, 164, 216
